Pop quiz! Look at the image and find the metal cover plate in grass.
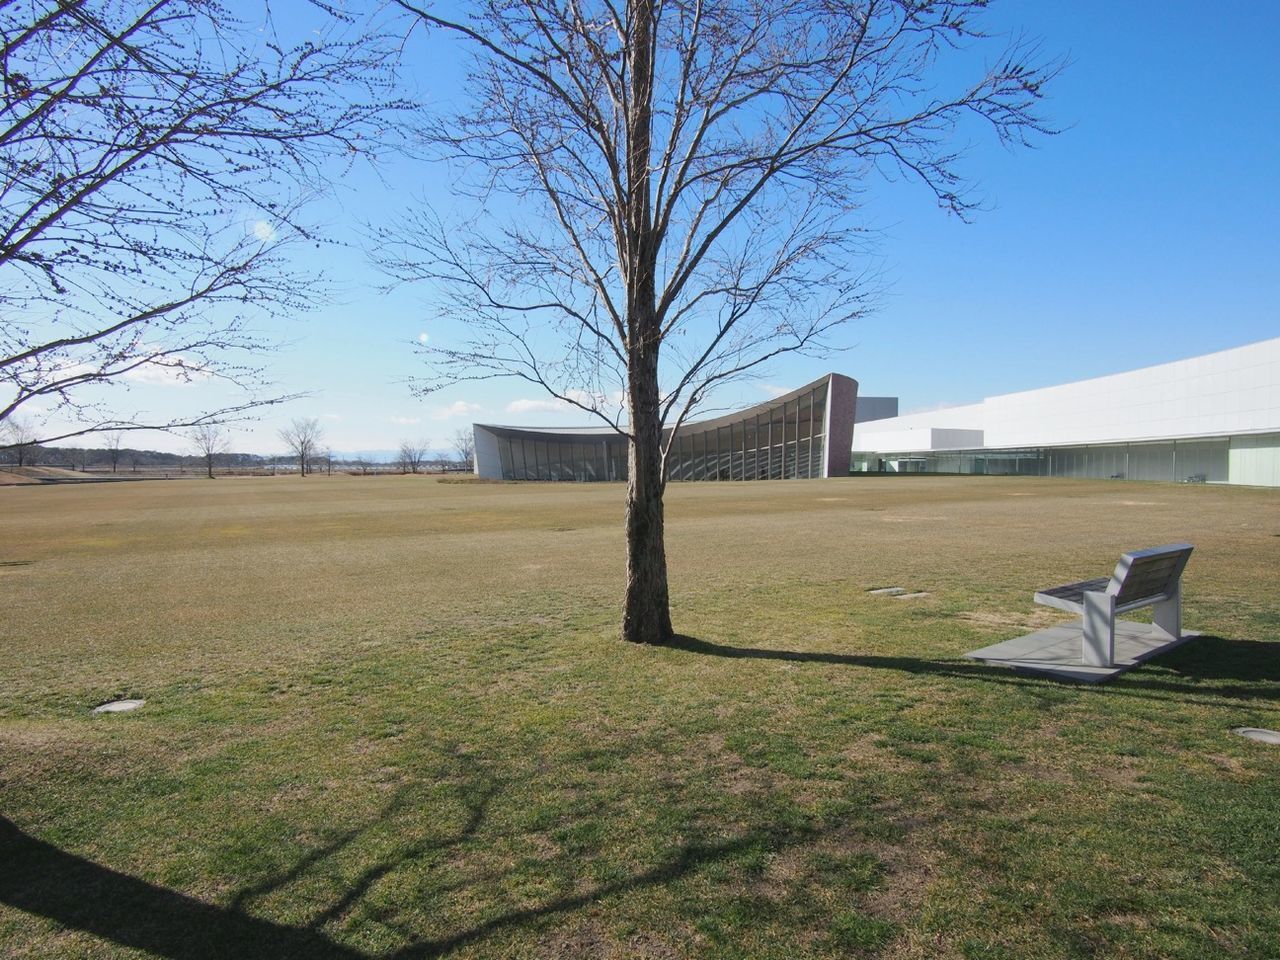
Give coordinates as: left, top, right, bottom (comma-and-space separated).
1233, 727, 1280, 745
93, 699, 145, 714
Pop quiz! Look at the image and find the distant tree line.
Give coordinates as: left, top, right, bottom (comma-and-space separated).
3, 413, 474, 476
0, 442, 471, 475
0, 442, 273, 472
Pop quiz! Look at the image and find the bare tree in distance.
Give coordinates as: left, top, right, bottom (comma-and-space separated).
190, 424, 230, 479
279, 418, 324, 477
379, 0, 1058, 643
1, 418, 39, 468
398, 439, 430, 474
0, 0, 406, 450
61, 443, 83, 471
103, 432, 124, 474
452, 428, 475, 472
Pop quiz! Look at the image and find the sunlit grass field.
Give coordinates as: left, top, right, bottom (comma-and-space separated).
2, 474, 1278, 959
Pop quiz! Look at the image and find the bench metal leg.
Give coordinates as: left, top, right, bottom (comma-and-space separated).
1152, 581, 1182, 642
1082, 592, 1115, 667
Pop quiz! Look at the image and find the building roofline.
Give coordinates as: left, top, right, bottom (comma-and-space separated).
476, 373, 858, 438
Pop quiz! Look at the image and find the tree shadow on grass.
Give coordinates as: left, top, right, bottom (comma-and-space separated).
0, 780, 833, 959
0, 814, 363, 960
390, 825, 810, 959
666, 632, 1030, 680
0, 765, 505, 959
228, 761, 497, 929
666, 633, 1280, 705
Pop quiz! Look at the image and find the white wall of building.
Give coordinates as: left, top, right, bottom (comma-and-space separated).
473, 424, 503, 479
982, 337, 1280, 447
852, 402, 984, 451
855, 338, 1280, 450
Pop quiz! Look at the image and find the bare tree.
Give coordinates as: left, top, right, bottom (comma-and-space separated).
380, 0, 1057, 643
103, 432, 124, 474
279, 418, 324, 477
398, 439, 430, 474
452, 428, 475, 472
190, 423, 230, 479
0, 0, 404, 449
1, 417, 39, 467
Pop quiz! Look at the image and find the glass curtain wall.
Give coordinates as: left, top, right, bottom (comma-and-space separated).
853, 438, 1233, 483
495, 433, 627, 482
485, 380, 832, 482
665, 380, 829, 481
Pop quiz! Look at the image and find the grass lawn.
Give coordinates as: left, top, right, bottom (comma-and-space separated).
1, 474, 1278, 959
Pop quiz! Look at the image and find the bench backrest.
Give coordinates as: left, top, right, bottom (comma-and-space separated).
1108, 543, 1193, 605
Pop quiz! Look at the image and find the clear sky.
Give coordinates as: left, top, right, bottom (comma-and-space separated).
77, 0, 1280, 458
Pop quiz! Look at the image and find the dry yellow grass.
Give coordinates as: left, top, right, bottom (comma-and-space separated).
3, 474, 1275, 681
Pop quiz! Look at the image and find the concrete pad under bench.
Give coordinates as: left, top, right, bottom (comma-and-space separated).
966, 620, 1201, 683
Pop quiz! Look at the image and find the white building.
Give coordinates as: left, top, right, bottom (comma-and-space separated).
852, 337, 1280, 487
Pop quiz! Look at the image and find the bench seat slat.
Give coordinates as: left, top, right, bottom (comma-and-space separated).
1039, 578, 1110, 604
1033, 577, 1110, 614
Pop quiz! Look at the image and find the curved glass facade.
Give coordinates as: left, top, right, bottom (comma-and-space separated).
478, 427, 628, 482
665, 378, 832, 481
474, 374, 858, 482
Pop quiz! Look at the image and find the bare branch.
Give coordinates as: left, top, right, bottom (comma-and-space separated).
1, 0, 409, 444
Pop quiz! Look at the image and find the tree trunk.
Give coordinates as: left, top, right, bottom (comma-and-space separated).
623, 339, 673, 644
619, 0, 671, 644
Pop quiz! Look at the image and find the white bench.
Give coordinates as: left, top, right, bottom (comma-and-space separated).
1034, 543, 1194, 668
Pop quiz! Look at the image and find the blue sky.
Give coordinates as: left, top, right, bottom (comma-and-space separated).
91, 1, 1279, 457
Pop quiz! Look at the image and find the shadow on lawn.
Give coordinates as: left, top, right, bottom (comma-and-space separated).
667, 633, 1280, 703
0, 768, 505, 959
667, 633, 995, 674
0, 785, 828, 959
0, 814, 363, 959
1154, 635, 1280, 684
228, 768, 498, 930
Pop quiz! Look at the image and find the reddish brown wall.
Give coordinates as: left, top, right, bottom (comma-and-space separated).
824, 374, 858, 477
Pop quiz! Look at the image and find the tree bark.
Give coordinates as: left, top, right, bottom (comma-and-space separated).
620, 0, 672, 644
623, 339, 673, 644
